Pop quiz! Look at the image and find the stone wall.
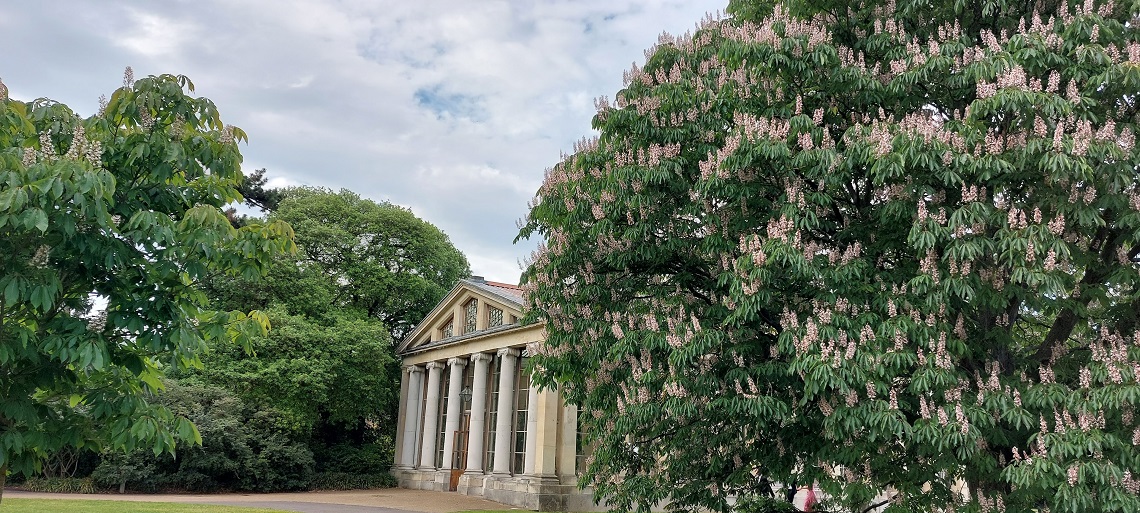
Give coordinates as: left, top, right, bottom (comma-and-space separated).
392, 468, 602, 511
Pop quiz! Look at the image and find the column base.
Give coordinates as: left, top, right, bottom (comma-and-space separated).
393, 469, 603, 511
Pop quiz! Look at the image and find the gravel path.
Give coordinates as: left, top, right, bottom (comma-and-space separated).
5, 488, 514, 513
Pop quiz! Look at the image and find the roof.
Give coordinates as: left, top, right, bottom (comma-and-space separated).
397, 277, 525, 355
466, 279, 523, 306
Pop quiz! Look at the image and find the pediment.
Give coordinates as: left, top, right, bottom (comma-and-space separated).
397, 278, 525, 355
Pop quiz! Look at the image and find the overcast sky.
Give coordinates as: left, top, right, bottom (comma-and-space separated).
1, 0, 725, 284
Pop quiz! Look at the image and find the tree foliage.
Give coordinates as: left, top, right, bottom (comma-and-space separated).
0, 72, 294, 498
190, 306, 397, 438
198, 187, 465, 477
519, 1, 1140, 512
243, 187, 470, 340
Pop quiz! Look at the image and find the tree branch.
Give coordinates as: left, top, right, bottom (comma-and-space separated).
861, 496, 893, 513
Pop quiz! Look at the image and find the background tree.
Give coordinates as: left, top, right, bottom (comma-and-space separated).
225, 168, 284, 227
0, 72, 294, 501
519, 1, 1140, 512
198, 186, 468, 480
185, 306, 398, 475
226, 187, 471, 341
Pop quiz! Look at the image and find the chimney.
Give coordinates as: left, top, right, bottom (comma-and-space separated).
470, 275, 485, 283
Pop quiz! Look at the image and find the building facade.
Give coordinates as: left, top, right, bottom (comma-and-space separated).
392, 277, 593, 511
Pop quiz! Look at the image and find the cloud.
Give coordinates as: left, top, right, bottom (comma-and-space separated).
0, 0, 726, 283
114, 8, 201, 58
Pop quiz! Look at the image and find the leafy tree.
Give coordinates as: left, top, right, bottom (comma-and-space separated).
227, 187, 471, 340
190, 306, 398, 442
519, 1, 1140, 512
0, 72, 294, 501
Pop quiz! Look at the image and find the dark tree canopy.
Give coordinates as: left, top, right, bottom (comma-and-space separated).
519, 1, 1140, 512
225, 168, 285, 227
0, 72, 294, 499
238, 168, 284, 213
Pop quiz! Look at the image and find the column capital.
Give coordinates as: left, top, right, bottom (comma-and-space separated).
470, 352, 493, 365
497, 347, 520, 358
425, 361, 445, 372
447, 356, 468, 367
404, 364, 423, 375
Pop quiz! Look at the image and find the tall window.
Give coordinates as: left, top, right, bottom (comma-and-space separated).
464, 299, 478, 334
512, 357, 530, 474
487, 306, 504, 328
442, 318, 454, 339
575, 406, 587, 474
435, 365, 451, 468
455, 363, 475, 469
484, 354, 501, 473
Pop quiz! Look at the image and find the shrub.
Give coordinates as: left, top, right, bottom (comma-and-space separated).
308, 472, 397, 491
92, 379, 315, 493
20, 477, 97, 494
315, 439, 394, 475
89, 451, 162, 493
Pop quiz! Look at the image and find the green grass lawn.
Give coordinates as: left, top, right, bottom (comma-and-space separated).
0, 498, 288, 513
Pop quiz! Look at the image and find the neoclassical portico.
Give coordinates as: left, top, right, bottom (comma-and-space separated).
392, 277, 592, 511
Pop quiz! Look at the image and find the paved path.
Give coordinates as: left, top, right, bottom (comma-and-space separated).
6, 488, 514, 513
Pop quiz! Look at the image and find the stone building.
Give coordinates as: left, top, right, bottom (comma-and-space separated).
392, 277, 592, 511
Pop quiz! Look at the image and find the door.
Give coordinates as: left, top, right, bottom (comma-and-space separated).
449, 413, 471, 491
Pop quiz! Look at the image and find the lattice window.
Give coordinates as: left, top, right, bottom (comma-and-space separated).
442, 319, 453, 339
488, 306, 504, 328
576, 405, 587, 474
484, 354, 501, 473
435, 366, 451, 468
511, 358, 530, 474
465, 299, 478, 334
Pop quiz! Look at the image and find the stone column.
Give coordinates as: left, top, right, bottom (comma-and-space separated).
492, 348, 520, 474
465, 353, 493, 472
399, 365, 424, 469
419, 361, 445, 468
523, 372, 540, 475
440, 357, 467, 470
532, 387, 562, 477
557, 395, 577, 477
393, 366, 410, 467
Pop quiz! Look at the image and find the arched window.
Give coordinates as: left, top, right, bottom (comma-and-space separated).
464, 299, 478, 334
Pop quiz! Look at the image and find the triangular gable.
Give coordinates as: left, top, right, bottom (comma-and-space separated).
397, 278, 524, 355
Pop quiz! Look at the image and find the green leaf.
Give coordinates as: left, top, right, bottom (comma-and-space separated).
29, 207, 48, 232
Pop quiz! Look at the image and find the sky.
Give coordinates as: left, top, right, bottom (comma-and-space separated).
1, 0, 726, 284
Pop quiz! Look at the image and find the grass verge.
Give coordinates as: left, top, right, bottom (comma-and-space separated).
0, 498, 289, 513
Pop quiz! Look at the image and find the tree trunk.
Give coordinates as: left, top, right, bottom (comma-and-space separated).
1, 462, 7, 505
